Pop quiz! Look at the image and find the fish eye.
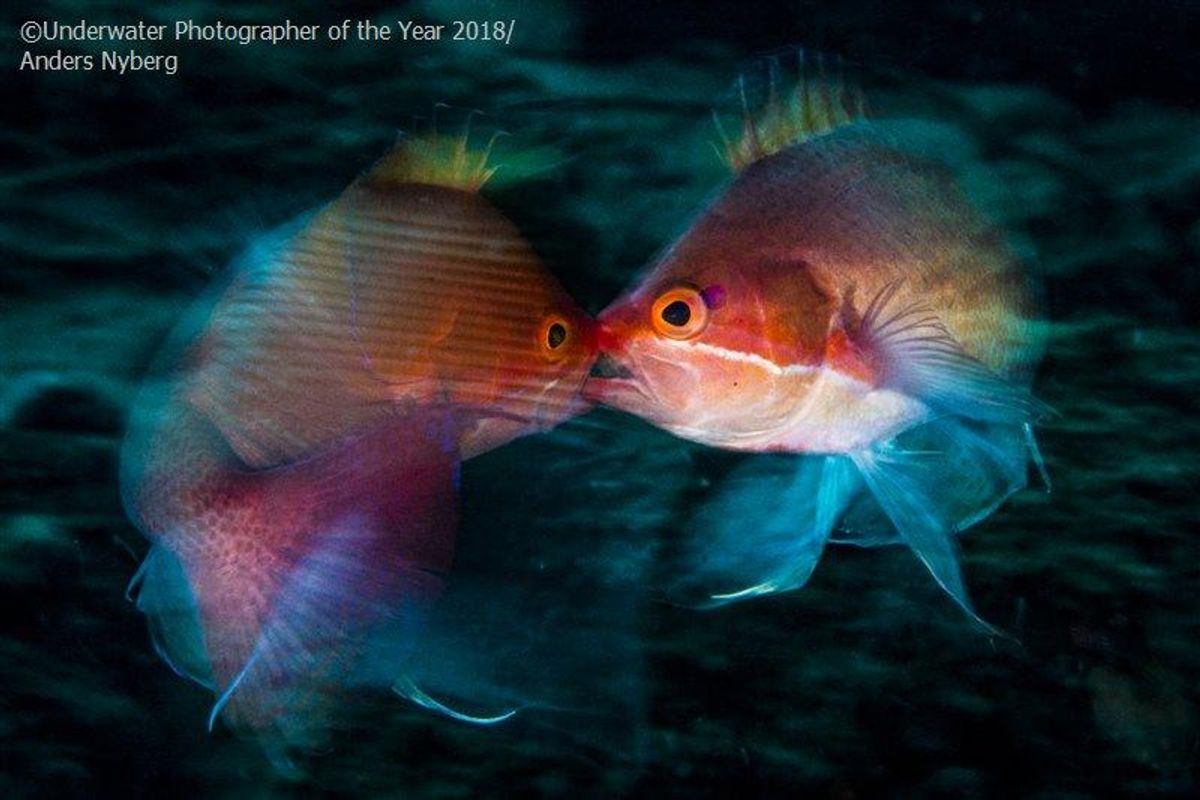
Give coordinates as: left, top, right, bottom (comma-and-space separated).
651, 286, 708, 339
662, 300, 690, 326
539, 314, 571, 360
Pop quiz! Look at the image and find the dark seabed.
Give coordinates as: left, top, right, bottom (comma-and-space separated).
2, 1, 1199, 797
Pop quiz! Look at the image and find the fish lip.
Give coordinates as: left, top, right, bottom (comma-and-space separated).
588, 352, 634, 380
582, 353, 642, 404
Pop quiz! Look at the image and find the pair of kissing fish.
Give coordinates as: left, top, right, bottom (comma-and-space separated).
120, 59, 1049, 757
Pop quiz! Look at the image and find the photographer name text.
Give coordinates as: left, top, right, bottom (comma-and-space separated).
18, 18, 517, 77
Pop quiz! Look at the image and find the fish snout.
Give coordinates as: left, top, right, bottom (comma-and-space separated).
592, 316, 627, 354
588, 316, 635, 378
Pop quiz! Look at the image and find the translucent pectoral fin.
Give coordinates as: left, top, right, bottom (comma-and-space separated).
666, 454, 858, 606
850, 421, 1016, 633
856, 281, 1050, 426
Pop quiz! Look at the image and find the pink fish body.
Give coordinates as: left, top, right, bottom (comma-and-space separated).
586, 58, 1048, 620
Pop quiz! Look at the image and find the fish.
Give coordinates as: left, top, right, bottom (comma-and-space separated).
584, 52, 1050, 624
119, 128, 595, 761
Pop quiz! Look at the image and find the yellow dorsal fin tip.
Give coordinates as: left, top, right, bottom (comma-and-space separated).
717, 50, 867, 172
367, 130, 503, 192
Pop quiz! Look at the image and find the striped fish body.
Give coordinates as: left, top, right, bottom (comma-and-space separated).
190, 175, 593, 468
120, 137, 595, 756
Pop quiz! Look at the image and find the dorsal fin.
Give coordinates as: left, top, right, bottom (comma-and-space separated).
714, 48, 868, 172
366, 112, 505, 192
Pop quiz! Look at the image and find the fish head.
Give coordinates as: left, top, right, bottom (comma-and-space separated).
455, 271, 597, 457
585, 224, 834, 448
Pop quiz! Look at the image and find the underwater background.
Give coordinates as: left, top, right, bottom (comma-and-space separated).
3, 0, 1199, 796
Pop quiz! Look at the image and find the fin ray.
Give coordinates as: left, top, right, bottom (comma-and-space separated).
715, 47, 867, 172
851, 446, 993, 631
849, 416, 1029, 633
856, 279, 1050, 424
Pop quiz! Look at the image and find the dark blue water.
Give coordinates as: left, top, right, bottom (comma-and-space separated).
3, 1, 1198, 796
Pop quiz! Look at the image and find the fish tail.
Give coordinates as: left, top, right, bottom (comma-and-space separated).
126, 405, 460, 757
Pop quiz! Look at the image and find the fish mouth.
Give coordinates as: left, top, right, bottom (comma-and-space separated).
582, 352, 645, 407
588, 352, 634, 380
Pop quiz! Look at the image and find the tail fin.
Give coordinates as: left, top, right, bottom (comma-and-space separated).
126, 406, 460, 761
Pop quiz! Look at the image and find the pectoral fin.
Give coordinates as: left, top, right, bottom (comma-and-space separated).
853, 280, 1049, 425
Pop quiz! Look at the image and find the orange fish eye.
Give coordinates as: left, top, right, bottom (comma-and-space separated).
651, 286, 708, 339
539, 314, 572, 361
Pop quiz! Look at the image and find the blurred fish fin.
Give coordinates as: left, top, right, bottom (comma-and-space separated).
203, 521, 447, 751
829, 492, 903, 547
131, 409, 459, 760
392, 673, 517, 725
210, 415, 458, 755
851, 417, 1027, 541
851, 446, 994, 632
856, 280, 1049, 424
850, 417, 1025, 634
366, 105, 543, 192
1024, 422, 1052, 491
667, 455, 858, 606
127, 544, 215, 690
714, 47, 867, 172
